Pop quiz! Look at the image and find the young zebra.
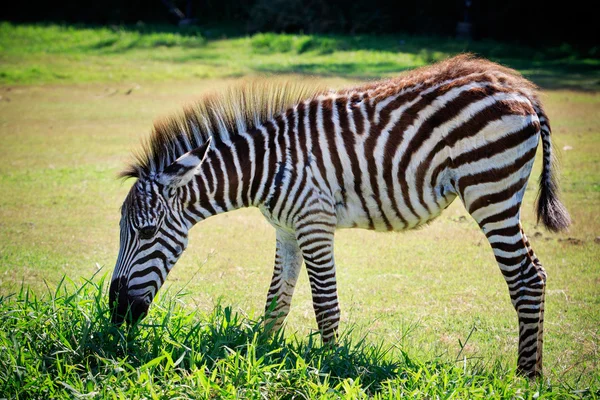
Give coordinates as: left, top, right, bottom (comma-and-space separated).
109, 55, 570, 378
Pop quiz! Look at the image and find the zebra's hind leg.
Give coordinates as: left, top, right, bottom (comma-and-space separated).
469, 202, 546, 378
454, 122, 546, 377
519, 225, 546, 375
264, 229, 303, 333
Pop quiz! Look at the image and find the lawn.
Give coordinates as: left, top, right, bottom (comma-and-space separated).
0, 23, 599, 398
1, 22, 599, 89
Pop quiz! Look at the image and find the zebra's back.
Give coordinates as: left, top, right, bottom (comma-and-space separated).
292, 56, 542, 233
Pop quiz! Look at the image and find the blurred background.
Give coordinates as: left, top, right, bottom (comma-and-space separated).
3, 0, 597, 51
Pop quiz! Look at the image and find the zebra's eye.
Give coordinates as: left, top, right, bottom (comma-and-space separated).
139, 226, 157, 240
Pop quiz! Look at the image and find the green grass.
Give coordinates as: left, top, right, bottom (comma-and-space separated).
1, 22, 599, 89
1, 275, 596, 398
0, 22, 599, 398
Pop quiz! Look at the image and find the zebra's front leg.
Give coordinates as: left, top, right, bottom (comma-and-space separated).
295, 212, 340, 343
264, 229, 303, 333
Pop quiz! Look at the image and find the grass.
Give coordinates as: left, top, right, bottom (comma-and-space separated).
1, 275, 596, 398
1, 23, 599, 90
0, 23, 599, 398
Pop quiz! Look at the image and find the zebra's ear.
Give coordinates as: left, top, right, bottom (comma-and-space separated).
157, 138, 212, 189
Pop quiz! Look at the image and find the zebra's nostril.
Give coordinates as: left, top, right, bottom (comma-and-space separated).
139, 225, 157, 240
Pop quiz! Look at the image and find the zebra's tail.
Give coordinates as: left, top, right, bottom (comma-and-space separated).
535, 105, 571, 232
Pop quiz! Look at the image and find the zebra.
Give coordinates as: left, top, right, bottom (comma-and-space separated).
109, 54, 570, 378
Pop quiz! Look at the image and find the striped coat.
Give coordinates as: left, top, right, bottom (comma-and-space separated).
110, 55, 570, 378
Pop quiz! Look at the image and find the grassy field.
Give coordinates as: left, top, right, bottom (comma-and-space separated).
1, 22, 599, 89
0, 23, 599, 398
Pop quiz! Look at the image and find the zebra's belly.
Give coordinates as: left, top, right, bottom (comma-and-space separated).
335, 184, 457, 232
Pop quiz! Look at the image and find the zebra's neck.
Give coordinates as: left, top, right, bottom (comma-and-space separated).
182, 127, 277, 224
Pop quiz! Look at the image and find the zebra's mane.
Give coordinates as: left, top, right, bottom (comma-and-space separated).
120, 79, 326, 179
121, 54, 536, 180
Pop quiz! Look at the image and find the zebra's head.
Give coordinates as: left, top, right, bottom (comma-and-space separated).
109, 141, 211, 325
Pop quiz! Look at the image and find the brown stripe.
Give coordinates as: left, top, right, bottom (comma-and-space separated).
364, 97, 376, 125
351, 95, 365, 137
248, 127, 266, 204
234, 136, 252, 207
277, 109, 299, 222
207, 158, 227, 211
269, 116, 289, 216
296, 228, 334, 243
308, 99, 328, 186
192, 180, 216, 217
290, 187, 316, 224
452, 122, 538, 168
298, 243, 330, 255
492, 239, 525, 253
284, 169, 308, 226
300, 237, 332, 252
468, 176, 529, 214
495, 253, 526, 268
287, 108, 298, 168
255, 121, 279, 204
427, 100, 526, 192
477, 203, 520, 228
220, 145, 239, 208
485, 224, 521, 239
457, 145, 537, 199
377, 90, 420, 128
295, 218, 337, 230
305, 264, 336, 277
296, 102, 309, 167
321, 98, 345, 193
336, 97, 374, 229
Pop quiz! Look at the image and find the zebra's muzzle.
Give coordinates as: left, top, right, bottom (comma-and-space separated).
109, 276, 150, 325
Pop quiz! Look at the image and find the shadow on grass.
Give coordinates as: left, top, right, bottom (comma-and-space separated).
244, 34, 600, 90
225, 30, 600, 90
254, 62, 416, 80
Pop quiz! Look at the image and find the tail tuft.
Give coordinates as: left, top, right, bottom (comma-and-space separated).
537, 176, 571, 232
535, 105, 571, 232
